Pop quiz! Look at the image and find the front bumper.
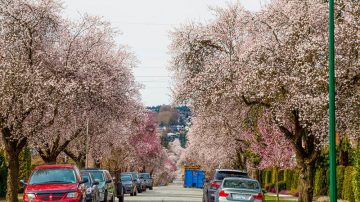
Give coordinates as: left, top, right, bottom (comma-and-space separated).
123, 186, 134, 194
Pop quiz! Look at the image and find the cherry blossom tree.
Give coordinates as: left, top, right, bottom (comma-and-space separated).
170, 1, 359, 202
0, 0, 62, 200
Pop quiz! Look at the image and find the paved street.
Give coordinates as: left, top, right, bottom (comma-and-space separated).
123, 180, 203, 202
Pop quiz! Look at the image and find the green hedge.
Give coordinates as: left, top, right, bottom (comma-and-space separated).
0, 150, 7, 198
342, 166, 355, 201
314, 167, 328, 196
337, 165, 346, 198
353, 145, 360, 202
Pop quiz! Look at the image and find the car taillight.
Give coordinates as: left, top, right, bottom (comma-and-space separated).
253, 193, 263, 200
210, 181, 220, 189
218, 190, 229, 197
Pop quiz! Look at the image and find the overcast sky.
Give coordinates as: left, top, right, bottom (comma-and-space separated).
62, 0, 265, 106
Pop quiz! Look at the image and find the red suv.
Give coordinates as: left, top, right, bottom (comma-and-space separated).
21, 164, 88, 202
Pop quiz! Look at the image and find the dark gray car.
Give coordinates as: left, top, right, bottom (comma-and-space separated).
81, 172, 100, 202
121, 172, 143, 193
139, 173, 153, 190
120, 174, 137, 196
203, 169, 249, 202
82, 169, 116, 202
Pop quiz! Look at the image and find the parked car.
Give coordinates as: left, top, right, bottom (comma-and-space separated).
139, 173, 153, 190
80, 171, 100, 202
214, 177, 263, 202
81, 168, 116, 202
121, 172, 143, 193
21, 164, 88, 202
203, 169, 249, 202
120, 174, 138, 196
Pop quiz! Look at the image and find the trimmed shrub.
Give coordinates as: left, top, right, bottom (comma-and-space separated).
18, 146, 32, 193
284, 170, 293, 191
337, 165, 346, 198
353, 144, 360, 202
278, 170, 285, 181
342, 166, 355, 201
291, 169, 300, 190
271, 167, 276, 184
0, 150, 7, 198
314, 167, 328, 196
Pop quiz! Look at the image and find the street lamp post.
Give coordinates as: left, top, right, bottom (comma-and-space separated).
328, 0, 337, 201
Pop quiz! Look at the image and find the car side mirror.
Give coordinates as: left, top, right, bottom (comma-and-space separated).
93, 181, 99, 185
106, 179, 112, 184
80, 178, 88, 184
20, 179, 27, 186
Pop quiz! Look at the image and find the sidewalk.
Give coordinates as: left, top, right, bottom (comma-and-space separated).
266, 193, 298, 201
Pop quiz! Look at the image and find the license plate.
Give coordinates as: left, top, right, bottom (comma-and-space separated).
232, 194, 248, 200
211, 193, 215, 197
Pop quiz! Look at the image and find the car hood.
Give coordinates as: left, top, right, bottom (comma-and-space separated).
26, 183, 78, 193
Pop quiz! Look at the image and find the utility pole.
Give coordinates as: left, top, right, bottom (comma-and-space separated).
85, 117, 89, 168
328, 0, 337, 201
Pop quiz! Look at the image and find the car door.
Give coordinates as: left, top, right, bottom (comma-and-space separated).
105, 171, 115, 198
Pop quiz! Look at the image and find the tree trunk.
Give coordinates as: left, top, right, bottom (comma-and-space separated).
275, 167, 279, 202
298, 162, 315, 202
2, 126, 27, 202
6, 151, 20, 202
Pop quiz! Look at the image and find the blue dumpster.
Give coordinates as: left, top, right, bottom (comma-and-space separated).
184, 169, 205, 188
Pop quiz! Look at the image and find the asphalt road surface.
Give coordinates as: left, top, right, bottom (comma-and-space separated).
123, 180, 203, 202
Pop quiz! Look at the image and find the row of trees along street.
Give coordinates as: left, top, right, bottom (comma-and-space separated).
0, 0, 177, 202
171, 1, 359, 202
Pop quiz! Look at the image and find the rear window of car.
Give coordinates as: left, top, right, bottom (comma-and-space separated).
88, 171, 105, 182
223, 179, 260, 190
214, 171, 248, 180
29, 168, 76, 185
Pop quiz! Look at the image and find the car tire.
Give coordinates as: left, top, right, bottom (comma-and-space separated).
138, 187, 142, 193
149, 186, 153, 190
118, 194, 124, 202
109, 194, 114, 202
103, 191, 108, 202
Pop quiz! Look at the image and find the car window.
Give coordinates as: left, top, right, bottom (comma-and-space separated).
223, 179, 260, 190
81, 174, 91, 186
214, 171, 248, 180
29, 168, 76, 185
140, 173, 150, 179
106, 172, 112, 181
121, 175, 132, 181
88, 171, 105, 182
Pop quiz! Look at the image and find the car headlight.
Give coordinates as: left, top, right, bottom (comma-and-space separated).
86, 188, 92, 194
26, 193, 36, 199
66, 192, 79, 198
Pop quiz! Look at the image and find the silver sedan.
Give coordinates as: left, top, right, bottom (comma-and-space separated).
214, 177, 264, 202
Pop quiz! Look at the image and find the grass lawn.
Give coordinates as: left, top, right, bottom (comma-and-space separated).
265, 195, 297, 202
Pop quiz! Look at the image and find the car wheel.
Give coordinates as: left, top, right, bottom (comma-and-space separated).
103, 192, 108, 202
119, 194, 124, 202
138, 186, 142, 193
109, 194, 114, 202
149, 186, 153, 190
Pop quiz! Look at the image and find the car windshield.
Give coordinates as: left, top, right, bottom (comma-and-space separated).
88, 171, 104, 182
140, 173, 150, 179
223, 179, 260, 190
121, 175, 132, 181
81, 174, 91, 186
215, 171, 248, 180
29, 168, 76, 185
